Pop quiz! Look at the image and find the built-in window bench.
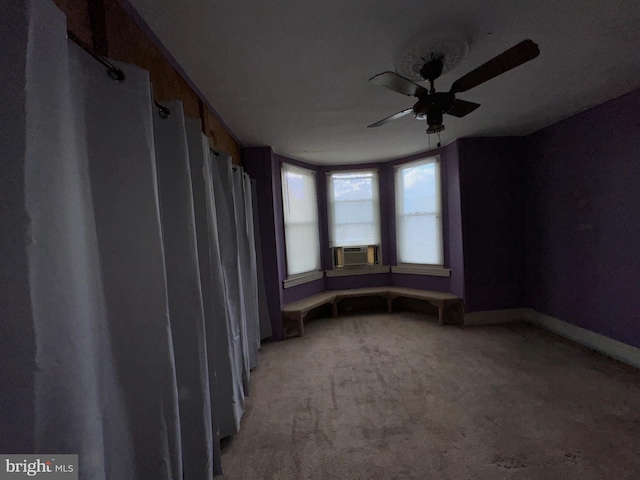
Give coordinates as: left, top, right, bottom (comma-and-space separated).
282, 286, 464, 337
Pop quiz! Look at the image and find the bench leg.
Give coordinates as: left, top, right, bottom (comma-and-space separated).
438, 306, 444, 326
298, 315, 304, 337
387, 297, 393, 313
331, 301, 338, 318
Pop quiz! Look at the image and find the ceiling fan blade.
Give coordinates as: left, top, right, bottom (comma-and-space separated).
447, 99, 481, 118
367, 108, 413, 128
369, 71, 428, 97
449, 39, 540, 94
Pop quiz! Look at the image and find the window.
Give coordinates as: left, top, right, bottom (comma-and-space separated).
281, 163, 321, 276
395, 157, 443, 265
327, 170, 381, 265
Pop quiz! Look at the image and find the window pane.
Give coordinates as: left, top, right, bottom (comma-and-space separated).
283, 169, 318, 223
328, 171, 380, 247
334, 222, 378, 247
395, 158, 443, 265
282, 164, 320, 276
401, 162, 437, 214
332, 173, 374, 201
398, 214, 440, 264
284, 223, 320, 275
334, 200, 374, 224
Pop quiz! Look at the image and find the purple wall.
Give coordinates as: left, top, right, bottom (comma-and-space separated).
457, 137, 527, 312
446, 141, 465, 299
525, 88, 640, 348
326, 273, 392, 290
282, 278, 325, 303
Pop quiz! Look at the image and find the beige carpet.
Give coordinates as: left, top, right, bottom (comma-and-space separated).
220, 312, 640, 479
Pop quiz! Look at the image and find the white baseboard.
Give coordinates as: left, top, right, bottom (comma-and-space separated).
526, 310, 640, 369
464, 308, 529, 326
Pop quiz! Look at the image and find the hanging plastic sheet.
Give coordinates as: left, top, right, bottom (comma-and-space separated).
68, 43, 183, 480
208, 155, 251, 394
232, 168, 260, 369
153, 101, 214, 480
1, 0, 184, 477
242, 173, 264, 348
2, 3, 130, 475
187, 122, 244, 439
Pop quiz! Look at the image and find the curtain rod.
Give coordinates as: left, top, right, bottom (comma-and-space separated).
67, 30, 170, 119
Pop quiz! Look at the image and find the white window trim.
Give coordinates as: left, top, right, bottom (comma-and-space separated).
325, 265, 390, 277
283, 270, 324, 288
391, 264, 451, 277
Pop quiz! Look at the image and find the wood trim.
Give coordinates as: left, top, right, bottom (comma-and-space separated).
88, 0, 108, 56
54, 0, 242, 164
53, 0, 93, 46
198, 98, 206, 133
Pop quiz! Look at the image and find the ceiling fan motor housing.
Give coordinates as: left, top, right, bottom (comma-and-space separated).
413, 92, 455, 124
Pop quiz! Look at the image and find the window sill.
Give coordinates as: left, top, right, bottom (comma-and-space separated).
391, 265, 451, 277
325, 265, 391, 277
283, 270, 324, 289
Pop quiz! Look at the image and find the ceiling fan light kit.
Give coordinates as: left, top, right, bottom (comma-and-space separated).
369, 38, 540, 137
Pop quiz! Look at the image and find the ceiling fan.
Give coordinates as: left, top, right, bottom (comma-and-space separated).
368, 39, 540, 133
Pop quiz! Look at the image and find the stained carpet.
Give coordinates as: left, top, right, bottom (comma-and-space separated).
220, 312, 640, 479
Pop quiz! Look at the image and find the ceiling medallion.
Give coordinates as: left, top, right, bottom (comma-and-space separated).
393, 34, 469, 82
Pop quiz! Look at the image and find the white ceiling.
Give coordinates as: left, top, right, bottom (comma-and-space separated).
129, 0, 640, 165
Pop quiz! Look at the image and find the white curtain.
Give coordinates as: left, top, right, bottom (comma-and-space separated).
2, 0, 267, 476
153, 101, 214, 480
191, 122, 245, 438
3, 2, 131, 475
69, 42, 183, 480
207, 154, 252, 393
2, 0, 182, 477
233, 169, 261, 369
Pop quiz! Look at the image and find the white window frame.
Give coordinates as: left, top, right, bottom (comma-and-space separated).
393, 156, 446, 274
281, 163, 322, 285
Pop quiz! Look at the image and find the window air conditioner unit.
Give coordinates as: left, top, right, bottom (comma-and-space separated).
342, 246, 369, 266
